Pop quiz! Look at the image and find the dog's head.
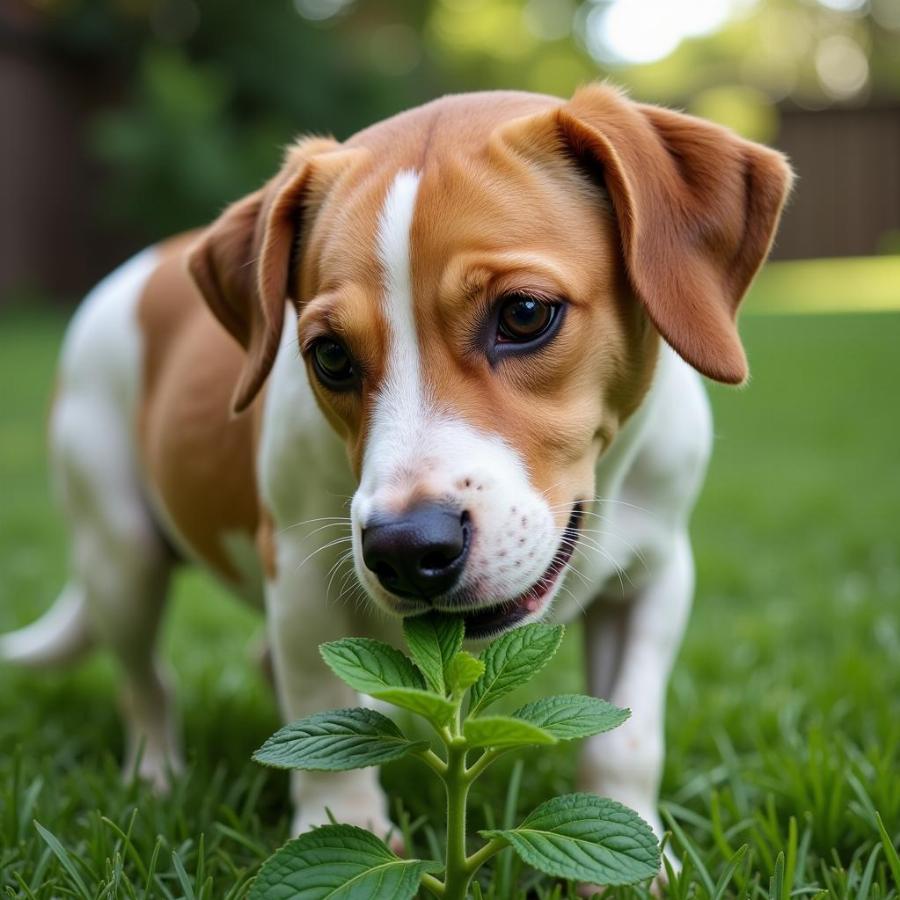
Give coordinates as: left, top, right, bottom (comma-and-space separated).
189, 86, 792, 636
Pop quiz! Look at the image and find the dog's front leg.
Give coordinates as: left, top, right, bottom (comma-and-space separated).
579, 530, 694, 859
264, 544, 394, 842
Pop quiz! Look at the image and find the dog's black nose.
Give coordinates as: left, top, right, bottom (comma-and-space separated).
362, 503, 469, 599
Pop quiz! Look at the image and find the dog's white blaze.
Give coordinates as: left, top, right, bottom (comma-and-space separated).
358, 170, 427, 516
376, 169, 422, 380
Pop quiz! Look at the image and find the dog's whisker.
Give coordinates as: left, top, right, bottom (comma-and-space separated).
589, 496, 657, 518
573, 527, 650, 575
279, 515, 352, 528
562, 563, 592, 590
545, 496, 657, 521
325, 546, 354, 576
282, 523, 352, 547
561, 534, 634, 594
326, 551, 357, 602
292, 536, 355, 575
335, 567, 360, 603
555, 580, 586, 616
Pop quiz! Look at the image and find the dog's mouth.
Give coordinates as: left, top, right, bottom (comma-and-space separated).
457, 502, 583, 639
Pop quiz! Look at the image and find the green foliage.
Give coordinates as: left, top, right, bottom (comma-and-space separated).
320, 637, 425, 693
404, 612, 465, 694
252, 708, 427, 771
369, 686, 456, 726
251, 622, 656, 898
90, 48, 267, 237
247, 825, 433, 900
512, 694, 630, 742
482, 794, 660, 885
37, 1, 454, 241
463, 715, 557, 749
468, 623, 564, 715
446, 651, 486, 693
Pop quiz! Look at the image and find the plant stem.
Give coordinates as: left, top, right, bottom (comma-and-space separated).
442, 743, 473, 900
464, 838, 507, 874
420, 872, 445, 897
464, 747, 508, 783
416, 747, 448, 776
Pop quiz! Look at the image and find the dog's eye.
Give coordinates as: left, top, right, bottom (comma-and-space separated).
311, 338, 358, 390
496, 294, 558, 343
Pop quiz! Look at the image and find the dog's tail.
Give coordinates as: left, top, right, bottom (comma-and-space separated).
0, 584, 95, 668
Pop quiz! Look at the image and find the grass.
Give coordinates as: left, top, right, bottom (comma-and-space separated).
746, 255, 900, 314
1, 298, 899, 897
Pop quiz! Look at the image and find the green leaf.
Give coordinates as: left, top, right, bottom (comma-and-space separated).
371, 687, 456, 727
253, 709, 427, 771
469, 623, 565, 715
876, 812, 900, 891
446, 651, 485, 694
34, 821, 91, 900
403, 613, 465, 693
320, 638, 424, 696
172, 850, 196, 900
512, 695, 629, 742
248, 824, 430, 900
464, 715, 557, 749
482, 793, 659, 886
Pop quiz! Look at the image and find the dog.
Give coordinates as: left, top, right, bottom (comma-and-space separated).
1, 84, 791, 854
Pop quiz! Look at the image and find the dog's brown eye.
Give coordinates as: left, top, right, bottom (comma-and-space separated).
497, 295, 557, 342
311, 338, 357, 390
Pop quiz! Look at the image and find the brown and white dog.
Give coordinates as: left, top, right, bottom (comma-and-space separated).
1, 85, 791, 851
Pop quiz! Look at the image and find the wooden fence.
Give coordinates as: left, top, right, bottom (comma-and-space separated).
771, 103, 900, 260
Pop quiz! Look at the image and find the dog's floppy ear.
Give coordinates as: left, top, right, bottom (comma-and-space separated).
187, 136, 344, 413
530, 85, 792, 383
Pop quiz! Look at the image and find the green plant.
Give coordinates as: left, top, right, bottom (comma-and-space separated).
248, 615, 660, 899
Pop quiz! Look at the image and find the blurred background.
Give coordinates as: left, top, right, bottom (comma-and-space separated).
2, 0, 900, 305
2, 2, 900, 894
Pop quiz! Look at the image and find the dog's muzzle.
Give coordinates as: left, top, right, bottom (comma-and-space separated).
361, 502, 471, 600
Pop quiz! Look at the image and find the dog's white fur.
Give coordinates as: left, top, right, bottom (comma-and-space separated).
8, 247, 183, 786
3, 170, 710, 847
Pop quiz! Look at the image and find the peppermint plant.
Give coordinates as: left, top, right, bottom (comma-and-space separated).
249, 615, 659, 899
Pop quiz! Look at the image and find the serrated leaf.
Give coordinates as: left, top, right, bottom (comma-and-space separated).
320, 638, 424, 696
482, 793, 659, 886
446, 651, 485, 693
253, 709, 427, 771
403, 613, 465, 693
469, 624, 564, 715
248, 824, 429, 900
372, 687, 456, 726
464, 715, 557, 749
512, 695, 629, 741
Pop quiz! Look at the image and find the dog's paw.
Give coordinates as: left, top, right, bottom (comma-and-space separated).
577, 876, 667, 898
123, 748, 184, 794
576, 847, 675, 897
291, 793, 403, 854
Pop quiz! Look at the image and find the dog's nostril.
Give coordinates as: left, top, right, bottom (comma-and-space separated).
420, 548, 456, 571
361, 502, 470, 600
374, 561, 399, 584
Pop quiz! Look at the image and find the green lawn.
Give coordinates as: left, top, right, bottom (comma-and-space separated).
747, 256, 900, 314
1, 303, 899, 898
